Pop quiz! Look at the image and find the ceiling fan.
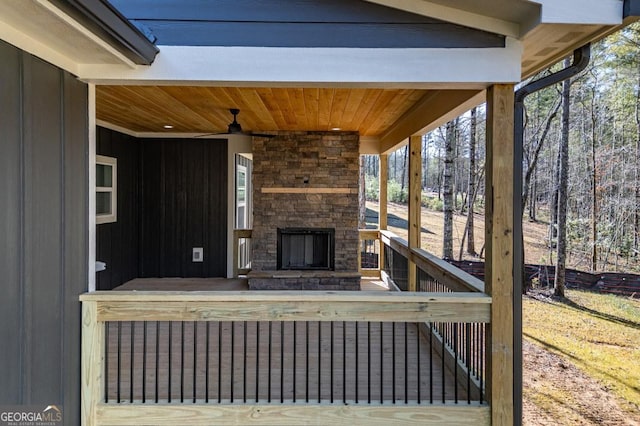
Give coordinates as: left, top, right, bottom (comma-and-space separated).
197, 108, 274, 138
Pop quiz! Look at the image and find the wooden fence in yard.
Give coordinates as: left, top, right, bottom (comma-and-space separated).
448, 260, 640, 298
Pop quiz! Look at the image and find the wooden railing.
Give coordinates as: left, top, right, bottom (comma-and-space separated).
80, 291, 491, 425
359, 229, 487, 402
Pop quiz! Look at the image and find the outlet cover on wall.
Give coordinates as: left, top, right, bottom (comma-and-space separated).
192, 247, 204, 262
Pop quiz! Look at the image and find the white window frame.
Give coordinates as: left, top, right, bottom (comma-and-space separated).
236, 164, 248, 229
96, 154, 117, 224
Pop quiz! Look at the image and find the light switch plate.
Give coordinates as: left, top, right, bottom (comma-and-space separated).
192, 247, 203, 262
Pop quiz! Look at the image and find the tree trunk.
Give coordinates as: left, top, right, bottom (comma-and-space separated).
467, 107, 477, 255
443, 120, 455, 259
554, 58, 571, 297
591, 87, 598, 272
522, 99, 561, 213
635, 60, 640, 257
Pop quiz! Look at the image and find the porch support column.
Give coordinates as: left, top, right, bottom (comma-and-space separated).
485, 84, 515, 425
378, 154, 388, 275
379, 154, 388, 230
408, 136, 422, 292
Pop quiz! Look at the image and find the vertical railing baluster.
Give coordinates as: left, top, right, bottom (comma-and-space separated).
404, 322, 408, 404
218, 322, 222, 404
155, 322, 159, 403
367, 322, 371, 404
343, 321, 347, 404
105, 322, 109, 403
467, 323, 472, 404
117, 321, 121, 403
380, 322, 384, 404
193, 321, 197, 403
480, 323, 484, 404
205, 322, 210, 403
130, 321, 134, 403
305, 321, 309, 403
268, 322, 272, 403
244, 321, 248, 403
280, 321, 284, 404
317, 321, 321, 403
230, 321, 235, 403
256, 322, 260, 403
330, 321, 334, 403
429, 322, 433, 404
454, 323, 459, 403
292, 322, 296, 403
441, 325, 446, 404
142, 321, 147, 403
392, 322, 396, 404
355, 321, 359, 403
168, 322, 172, 403
416, 322, 421, 404
180, 321, 185, 403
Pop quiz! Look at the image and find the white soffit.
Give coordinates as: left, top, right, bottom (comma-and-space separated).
79, 39, 522, 87
0, 0, 135, 74
534, 0, 623, 25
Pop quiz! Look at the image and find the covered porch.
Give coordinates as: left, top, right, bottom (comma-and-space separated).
1, 1, 635, 425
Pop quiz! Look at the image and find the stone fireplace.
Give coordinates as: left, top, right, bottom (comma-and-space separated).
248, 131, 361, 290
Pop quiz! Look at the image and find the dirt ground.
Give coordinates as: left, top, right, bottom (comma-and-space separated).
522, 338, 640, 425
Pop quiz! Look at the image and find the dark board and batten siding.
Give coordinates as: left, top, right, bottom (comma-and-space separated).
110, 0, 504, 48
96, 128, 142, 290
0, 40, 87, 424
96, 129, 228, 290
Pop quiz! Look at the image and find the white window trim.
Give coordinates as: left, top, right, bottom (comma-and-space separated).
96, 154, 117, 224
236, 164, 247, 229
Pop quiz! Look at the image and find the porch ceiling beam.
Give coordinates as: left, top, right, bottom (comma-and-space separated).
362, 0, 521, 38
379, 90, 485, 154
77, 42, 522, 85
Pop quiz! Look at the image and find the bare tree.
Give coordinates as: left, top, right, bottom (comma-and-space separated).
443, 120, 456, 259
554, 57, 572, 297
466, 107, 477, 255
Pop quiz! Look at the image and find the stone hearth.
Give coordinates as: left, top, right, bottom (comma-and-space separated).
248, 131, 361, 290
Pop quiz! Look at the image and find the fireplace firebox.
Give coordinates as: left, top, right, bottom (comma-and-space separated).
277, 228, 335, 270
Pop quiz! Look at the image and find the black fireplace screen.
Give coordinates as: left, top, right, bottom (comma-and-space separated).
277, 228, 335, 270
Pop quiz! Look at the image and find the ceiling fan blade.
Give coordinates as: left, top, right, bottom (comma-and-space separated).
195, 109, 275, 138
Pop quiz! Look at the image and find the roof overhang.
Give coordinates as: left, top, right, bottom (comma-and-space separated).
0, 0, 157, 75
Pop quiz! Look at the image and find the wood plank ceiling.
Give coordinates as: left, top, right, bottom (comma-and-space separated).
96, 86, 429, 136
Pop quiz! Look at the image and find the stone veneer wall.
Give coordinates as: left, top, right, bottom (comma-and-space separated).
249, 131, 360, 290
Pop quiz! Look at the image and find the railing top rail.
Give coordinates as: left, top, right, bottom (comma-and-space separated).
79, 291, 490, 323
79, 290, 489, 304
379, 230, 485, 293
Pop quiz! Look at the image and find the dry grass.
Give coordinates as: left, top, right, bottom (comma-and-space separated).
523, 290, 640, 418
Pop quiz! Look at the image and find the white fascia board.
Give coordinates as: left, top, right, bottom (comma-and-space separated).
533, 0, 623, 25
79, 39, 522, 87
362, 0, 520, 37
0, 20, 79, 75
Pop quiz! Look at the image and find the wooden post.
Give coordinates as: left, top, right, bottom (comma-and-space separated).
379, 154, 388, 274
379, 154, 388, 230
81, 299, 104, 426
485, 84, 515, 425
408, 136, 422, 292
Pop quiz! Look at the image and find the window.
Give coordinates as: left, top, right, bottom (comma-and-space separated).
236, 164, 247, 229
96, 155, 117, 224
